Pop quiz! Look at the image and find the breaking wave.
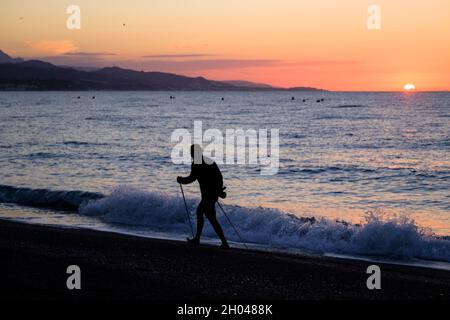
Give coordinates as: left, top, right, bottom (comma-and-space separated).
0, 184, 102, 211
79, 186, 450, 262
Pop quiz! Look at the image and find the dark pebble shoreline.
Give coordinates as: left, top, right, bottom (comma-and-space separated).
0, 219, 449, 300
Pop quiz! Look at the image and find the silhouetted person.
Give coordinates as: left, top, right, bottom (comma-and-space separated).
177, 144, 229, 249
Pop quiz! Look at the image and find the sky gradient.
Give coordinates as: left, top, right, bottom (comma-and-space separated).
1, 0, 449, 91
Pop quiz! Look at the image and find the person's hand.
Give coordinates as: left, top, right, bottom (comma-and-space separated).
176, 176, 182, 184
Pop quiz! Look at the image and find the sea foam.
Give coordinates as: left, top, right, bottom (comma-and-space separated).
79, 186, 450, 262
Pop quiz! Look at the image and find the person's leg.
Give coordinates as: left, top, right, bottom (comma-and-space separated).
191, 201, 205, 243
205, 202, 229, 247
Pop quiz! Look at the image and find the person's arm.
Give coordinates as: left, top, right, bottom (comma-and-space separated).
177, 164, 197, 184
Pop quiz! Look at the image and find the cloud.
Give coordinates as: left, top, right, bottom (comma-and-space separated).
289, 60, 361, 66
133, 59, 281, 71
32, 56, 278, 72
25, 40, 78, 54
23, 47, 362, 75
64, 51, 117, 56
37, 55, 110, 68
143, 53, 213, 58
124, 59, 360, 72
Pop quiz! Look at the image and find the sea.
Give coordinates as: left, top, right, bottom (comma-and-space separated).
1, 91, 449, 266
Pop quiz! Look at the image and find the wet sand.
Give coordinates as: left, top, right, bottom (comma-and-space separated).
0, 219, 449, 300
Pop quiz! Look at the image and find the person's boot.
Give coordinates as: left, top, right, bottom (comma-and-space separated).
220, 242, 230, 249
187, 237, 200, 245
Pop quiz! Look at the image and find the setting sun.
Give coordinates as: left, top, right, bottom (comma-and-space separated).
404, 84, 416, 91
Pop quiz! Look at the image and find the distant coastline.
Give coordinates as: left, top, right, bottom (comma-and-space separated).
0, 50, 325, 92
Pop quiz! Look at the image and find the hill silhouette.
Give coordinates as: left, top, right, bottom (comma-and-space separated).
0, 50, 324, 91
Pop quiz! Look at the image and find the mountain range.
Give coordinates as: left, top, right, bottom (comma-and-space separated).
0, 50, 324, 91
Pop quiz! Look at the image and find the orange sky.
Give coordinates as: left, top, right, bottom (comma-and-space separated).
1, 0, 449, 91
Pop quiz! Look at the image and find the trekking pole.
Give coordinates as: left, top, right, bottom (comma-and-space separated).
179, 184, 194, 238
217, 201, 248, 249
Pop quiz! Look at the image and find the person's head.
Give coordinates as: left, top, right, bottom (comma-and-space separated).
190, 144, 203, 163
